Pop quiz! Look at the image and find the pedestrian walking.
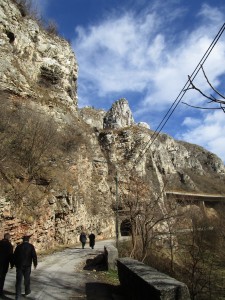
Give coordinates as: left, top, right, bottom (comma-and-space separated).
88, 232, 95, 249
0, 233, 13, 297
13, 235, 37, 299
79, 232, 87, 249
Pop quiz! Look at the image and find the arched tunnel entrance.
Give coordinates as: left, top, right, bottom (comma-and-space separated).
120, 219, 131, 236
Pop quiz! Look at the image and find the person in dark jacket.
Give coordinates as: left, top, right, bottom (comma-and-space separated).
0, 233, 13, 296
88, 233, 95, 249
79, 232, 87, 249
13, 235, 37, 299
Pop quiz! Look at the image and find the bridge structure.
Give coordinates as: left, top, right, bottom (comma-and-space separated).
166, 191, 225, 208
115, 191, 225, 237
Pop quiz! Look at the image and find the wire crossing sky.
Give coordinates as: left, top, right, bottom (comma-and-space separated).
33, 0, 225, 162
153, 23, 225, 139
133, 23, 225, 167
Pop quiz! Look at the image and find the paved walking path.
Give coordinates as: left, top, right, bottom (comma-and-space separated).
2, 239, 125, 300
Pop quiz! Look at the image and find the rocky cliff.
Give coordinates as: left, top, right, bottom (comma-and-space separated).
0, 0, 225, 252
0, 0, 78, 110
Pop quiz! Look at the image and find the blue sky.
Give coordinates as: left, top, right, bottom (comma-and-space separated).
31, 0, 225, 162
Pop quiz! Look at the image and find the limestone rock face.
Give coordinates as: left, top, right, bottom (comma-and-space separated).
0, 0, 78, 109
137, 122, 150, 129
98, 128, 225, 195
80, 98, 135, 130
103, 98, 135, 129
79, 107, 106, 130
0, 0, 225, 253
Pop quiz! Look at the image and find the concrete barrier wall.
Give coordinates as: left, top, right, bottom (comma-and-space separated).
117, 257, 190, 300
104, 245, 118, 270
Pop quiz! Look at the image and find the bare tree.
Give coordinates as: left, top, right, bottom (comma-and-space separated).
183, 65, 225, 112
10, 108, 58, 178
177, 207, 221, 300
0, 100, 59, 203
122, 173, 180, 261
121, 175, 150, 258
212, 203, 225, 260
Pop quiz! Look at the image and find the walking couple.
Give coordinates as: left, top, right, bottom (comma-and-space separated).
0, 233, 37, 299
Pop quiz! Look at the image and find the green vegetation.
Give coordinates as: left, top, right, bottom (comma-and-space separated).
96, 269, 120, 286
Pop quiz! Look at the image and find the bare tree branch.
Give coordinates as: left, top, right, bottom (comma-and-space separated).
201, 65, 225, 100
182, 102, 221, 110
184, 76, 216, 102
183, 68, 225, 112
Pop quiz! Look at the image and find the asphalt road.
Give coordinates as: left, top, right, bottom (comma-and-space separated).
2, 239, 124, 300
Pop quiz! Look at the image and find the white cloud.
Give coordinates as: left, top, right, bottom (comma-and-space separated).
198, 3, 224, 24
73, 11, 159, 97
72, 3, 225, 109
177, 110, 225, 162
182, 117, 202, 127
71, 2, 225, 161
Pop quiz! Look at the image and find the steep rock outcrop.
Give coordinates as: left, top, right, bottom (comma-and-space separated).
80, 98, 135, 130
0, 0, 78, 109
103, 98, 135, 129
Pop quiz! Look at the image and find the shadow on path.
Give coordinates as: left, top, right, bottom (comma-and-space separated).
86, 282, 126, 300
0, 290, 15, 300
84, 253, 107, 271
83, 255, 127, 300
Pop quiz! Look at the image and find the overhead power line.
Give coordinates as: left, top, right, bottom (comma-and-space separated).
133, 22, 225, 167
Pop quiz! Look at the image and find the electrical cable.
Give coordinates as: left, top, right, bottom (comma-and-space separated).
153, 22, 225, 137
132, 23, 225, 166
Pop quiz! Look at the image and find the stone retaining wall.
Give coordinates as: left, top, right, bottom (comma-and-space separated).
117, 257, 190, 300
